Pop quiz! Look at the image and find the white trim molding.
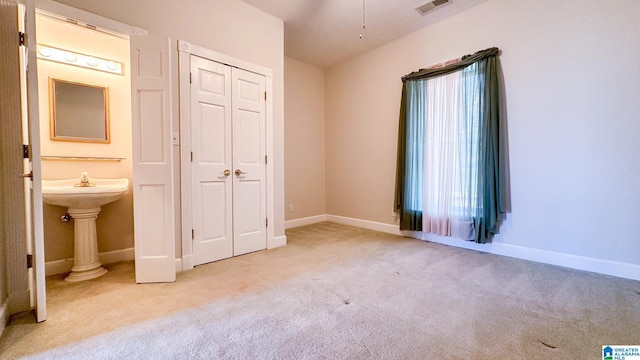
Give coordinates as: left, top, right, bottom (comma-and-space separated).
35, 0, 144, 37
326, 215, 402, 236
268, 236, 287, 250
285, 215, 328, 229
285, 214, 640, 281
45, 248, 134, 276
180, 254, 193, 272
406, 231, 640, 281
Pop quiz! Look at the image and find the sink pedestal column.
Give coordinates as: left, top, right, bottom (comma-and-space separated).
65, 207, 108, 282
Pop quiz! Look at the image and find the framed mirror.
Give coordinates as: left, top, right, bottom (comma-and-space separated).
49, 78, 110, 143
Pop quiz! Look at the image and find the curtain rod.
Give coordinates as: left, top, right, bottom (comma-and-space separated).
402, 47, 499, 82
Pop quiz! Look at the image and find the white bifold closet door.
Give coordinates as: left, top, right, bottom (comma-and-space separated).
131, 36, 176, 283
190, 55, 266, 266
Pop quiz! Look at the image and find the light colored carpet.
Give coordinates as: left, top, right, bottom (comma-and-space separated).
1, 222, 638, 359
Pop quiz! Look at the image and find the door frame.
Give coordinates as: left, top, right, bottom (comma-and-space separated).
178, 40, 276, 271
24, 0, 45, 322
34, 0, 141, 36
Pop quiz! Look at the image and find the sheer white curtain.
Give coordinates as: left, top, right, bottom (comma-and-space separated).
422, 66, 480, 240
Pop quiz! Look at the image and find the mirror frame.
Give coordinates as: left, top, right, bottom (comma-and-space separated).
48, 78, 111, 143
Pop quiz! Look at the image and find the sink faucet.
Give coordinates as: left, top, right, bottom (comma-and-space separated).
79, 172, 91, 187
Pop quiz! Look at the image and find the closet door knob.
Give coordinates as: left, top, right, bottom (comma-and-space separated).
223, 169, 231, 176
235, 169, 246, 176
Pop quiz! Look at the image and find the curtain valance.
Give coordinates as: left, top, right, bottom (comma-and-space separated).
402, 47, 499, 82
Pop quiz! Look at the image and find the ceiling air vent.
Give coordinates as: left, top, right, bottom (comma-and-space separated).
415, 0, 451, 16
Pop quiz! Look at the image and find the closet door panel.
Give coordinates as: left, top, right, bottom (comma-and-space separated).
232, 68, 267, 256
131, 35, 175, 283
190, 56, 233, 265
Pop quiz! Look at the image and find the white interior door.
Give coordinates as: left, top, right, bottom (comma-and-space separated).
190, 55, 233, 266
131, 35, 176, 283
25, 0, 46, 322
232, 68, 267, 256
189, 57, 266, 265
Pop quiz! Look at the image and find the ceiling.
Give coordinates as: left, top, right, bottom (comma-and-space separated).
240, 0, 489, 68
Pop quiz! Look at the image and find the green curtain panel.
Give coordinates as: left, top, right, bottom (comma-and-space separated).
394, 47, 506, 243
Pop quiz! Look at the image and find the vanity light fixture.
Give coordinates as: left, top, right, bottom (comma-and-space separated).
36, 44, 124, 75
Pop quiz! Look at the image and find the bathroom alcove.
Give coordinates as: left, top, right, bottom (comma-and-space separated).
36, 12, 134, 275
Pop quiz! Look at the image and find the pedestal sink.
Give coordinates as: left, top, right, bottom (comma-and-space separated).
42, 177, 129, 282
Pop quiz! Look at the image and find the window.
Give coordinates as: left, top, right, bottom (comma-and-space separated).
394, 48, 506, 243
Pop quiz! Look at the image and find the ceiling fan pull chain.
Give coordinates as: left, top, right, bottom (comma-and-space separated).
359, 0, 366, 38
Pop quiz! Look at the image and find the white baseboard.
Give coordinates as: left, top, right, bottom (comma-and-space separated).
181, 254, 193, 272
45, 259, 74, 277
45, 247, 135, 276
493, 241, 640, 281
0, 297, 8, 338
100, 248, 134, 265
268, 235, 287, 249
285, 215, 328, 229
323, 214, 640, 281
175, 258, 183, 273
285, 214, 401, 235
326, 215, 402, 236
407, 231, 640, 281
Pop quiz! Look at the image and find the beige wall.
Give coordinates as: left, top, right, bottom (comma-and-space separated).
325, 53, 400, 224
284, 57, 326, 220
55, 0, 286, 242
325, 0, 640, 265
36, 14, 133, 262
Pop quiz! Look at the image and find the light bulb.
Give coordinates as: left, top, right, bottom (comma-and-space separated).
38, 47, 52, 57
86, 57, 99, 67
64, 52, 77, 62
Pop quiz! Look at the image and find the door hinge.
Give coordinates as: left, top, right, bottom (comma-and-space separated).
190, 152, 193, 162
264, 91, 267, 101
189, 72, 192, 84
266, 218, 268, 228
27, 254, 33, 268
23, 144, 30, 159
19, 32, 26, 46
192, 229, 194, 239
265, 155, 267, 165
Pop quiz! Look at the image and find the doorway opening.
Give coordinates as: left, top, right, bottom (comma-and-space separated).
34, 10, 135, 282
18, 1, 143, 322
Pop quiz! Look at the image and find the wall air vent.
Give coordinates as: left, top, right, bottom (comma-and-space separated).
415, 0, 451, 16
